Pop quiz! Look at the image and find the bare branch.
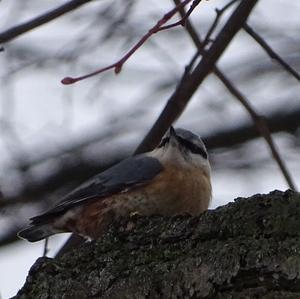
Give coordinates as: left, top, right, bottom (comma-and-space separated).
134, 0, 259, 154
202, 0, 239, 49
204, 107, 300, 148
243, 23, 300, 82
216, 71, 297, 190
0, 0, 93, 44
159, 0, 203, 30
173, 0, 297, 190
61, 0, 196, 84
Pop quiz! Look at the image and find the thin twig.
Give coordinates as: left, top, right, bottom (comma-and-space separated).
173, 0, 297, 190
134, 0, 258, 154
0, 0, 93, 44
61, 0, 197, 84
159, 0, 203, 30
243, 23, 300, 82
216, 70, 297, 190
202, 0, 239, 49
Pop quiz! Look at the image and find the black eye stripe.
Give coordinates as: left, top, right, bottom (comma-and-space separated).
158, 135, 207, 159
177, 137, 207, 159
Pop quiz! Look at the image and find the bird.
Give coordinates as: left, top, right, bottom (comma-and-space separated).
18, 127, 212, 242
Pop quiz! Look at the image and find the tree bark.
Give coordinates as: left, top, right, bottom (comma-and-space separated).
14, 190, 300, 299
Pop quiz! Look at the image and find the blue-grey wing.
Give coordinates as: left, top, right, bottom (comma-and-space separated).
30, 155, 163, 224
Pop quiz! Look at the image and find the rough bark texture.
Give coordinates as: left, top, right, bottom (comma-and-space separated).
14, 190, 300, 299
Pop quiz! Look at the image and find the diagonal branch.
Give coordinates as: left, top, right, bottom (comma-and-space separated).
216, 71, 297, 190
172, 0, 296, 190
134, 0, 259, 155
243, 23, 300, 82
0, 0, 93, 44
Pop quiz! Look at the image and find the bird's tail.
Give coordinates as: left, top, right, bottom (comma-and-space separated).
18, 224, 59, 242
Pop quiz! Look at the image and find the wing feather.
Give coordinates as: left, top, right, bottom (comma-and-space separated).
30, 155, 163, 224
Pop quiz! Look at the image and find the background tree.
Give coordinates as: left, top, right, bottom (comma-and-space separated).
0, 0, 299, 297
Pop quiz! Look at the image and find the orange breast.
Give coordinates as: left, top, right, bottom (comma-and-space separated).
137, 162, 211, 216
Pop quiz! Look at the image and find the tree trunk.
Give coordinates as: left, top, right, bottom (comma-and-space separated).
14, 190, 300, 299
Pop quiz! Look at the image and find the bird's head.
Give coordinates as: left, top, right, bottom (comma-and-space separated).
152, 126, 210, 170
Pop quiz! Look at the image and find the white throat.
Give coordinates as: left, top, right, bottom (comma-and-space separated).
149, 143, 210, 173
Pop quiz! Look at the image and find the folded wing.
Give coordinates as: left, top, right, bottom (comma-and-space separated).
30, 155, 163, 225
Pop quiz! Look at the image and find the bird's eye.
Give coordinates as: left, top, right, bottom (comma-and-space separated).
178, 137, 207, 159
158, 137, 170, 148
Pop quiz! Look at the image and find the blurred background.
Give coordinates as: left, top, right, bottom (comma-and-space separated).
0, 0, 299, 297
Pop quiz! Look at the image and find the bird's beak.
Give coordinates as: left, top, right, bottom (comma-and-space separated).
169, 126, 176, 136
169, 126, 179, 143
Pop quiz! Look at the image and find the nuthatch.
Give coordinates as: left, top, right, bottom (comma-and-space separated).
18, 127, 212, 242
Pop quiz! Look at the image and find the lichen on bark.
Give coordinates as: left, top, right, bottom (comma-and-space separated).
14, 190, 300, 299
